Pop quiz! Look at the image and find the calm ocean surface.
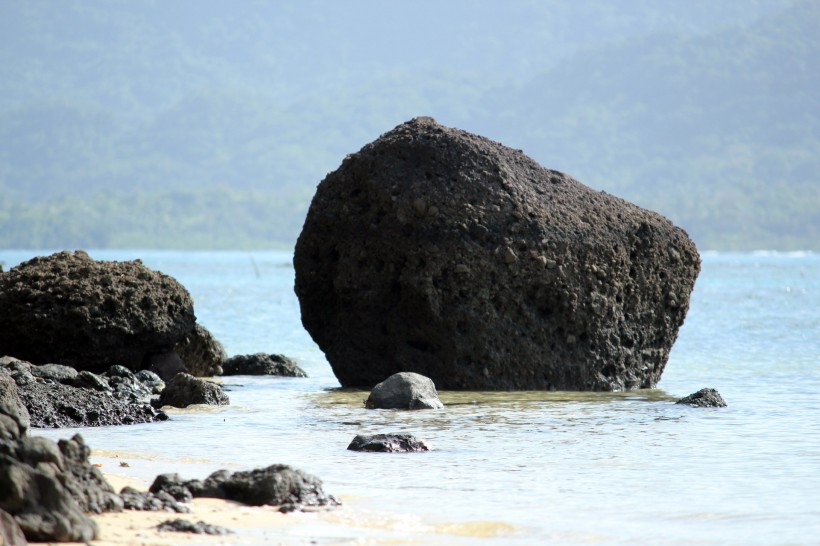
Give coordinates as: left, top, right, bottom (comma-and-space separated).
3, 249, 818, 545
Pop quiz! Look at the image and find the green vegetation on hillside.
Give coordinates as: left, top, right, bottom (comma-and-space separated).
0, 1, 817, 250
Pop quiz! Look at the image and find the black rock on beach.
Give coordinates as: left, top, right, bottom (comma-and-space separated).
150, 465, 341, 513
2, 357, 167, 428
221, 353, 307, 377
294, 117, 700, 390
1, 374, 123, 542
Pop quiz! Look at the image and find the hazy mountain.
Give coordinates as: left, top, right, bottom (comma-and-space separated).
1, 0, 815, 250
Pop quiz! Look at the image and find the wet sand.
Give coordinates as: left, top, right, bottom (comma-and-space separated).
64, 465, 518, 546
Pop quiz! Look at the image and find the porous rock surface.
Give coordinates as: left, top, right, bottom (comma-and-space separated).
676, 388, 727, 408
294, 117, 700, 390
0, 250, 196, 373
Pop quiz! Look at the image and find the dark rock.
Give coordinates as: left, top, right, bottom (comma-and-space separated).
174, 323, 226, 377
0, 508, 28, 546
365, 372, 444, 410
148, 473, 194, 503
134, 369, 165, 395
157, 518, 231, 535
676, 388, 727, 408
0, 433, 120, 542
294, 117, 700, 390
221, 353, 307, 377
145, 351, 187, 382
57, 434, 123, 514
150, 465, 340, 512
347, 433, 430, 452
156, 373, 229, 408
72, 370, 110, 391
120, 486, 190, 513
12, 364, 167, 428
0, 250, 196, 373
0, 373, 29, 440
30, 364, 78, 384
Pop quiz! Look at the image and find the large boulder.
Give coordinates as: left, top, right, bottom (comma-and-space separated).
294, 117, 700, 391
0, 251, 196, 373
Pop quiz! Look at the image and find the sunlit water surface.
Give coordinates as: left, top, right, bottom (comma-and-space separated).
2, 249, 817, 545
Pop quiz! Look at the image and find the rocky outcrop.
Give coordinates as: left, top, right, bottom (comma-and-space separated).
365, 372, 444, 410
155, 373, 229, 408
0, 508, 27, 546
0, 433, 122, 542
0, 250, 196, 374
173, 324, 226, 377
347, 433, 430, 452
676, 388, 727, 408
0, 372, 29, 441
221, 353, 307, 377
294, 117, 700, 390
3, 359, 168, 428
149, 465, 340, 513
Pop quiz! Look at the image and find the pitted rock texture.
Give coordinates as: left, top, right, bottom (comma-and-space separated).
294, 117, 700, 391
676, 388, 727, 408
0, 251, 196, 373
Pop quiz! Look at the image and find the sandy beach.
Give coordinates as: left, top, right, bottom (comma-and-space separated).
56, 453, 517, 546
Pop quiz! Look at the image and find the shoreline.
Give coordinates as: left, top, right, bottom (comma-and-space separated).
75, 454, 520, 546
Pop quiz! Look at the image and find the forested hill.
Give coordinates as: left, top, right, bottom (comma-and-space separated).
0, 0, 817, 250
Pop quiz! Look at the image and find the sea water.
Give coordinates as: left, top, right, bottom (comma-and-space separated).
3, 249, 818, 545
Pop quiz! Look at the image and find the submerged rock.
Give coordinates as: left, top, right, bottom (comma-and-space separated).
676, 388, 727, 408
0, 250, 195, 373
150, 465, 340, 513
347, 433, 430, 452
221, 353, 307, 377
365, 372, 444, 410
294, 117, 700, 390
156, 373, 229, 408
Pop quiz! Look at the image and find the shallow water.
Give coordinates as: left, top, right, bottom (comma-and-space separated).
3, 249, 818, 545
